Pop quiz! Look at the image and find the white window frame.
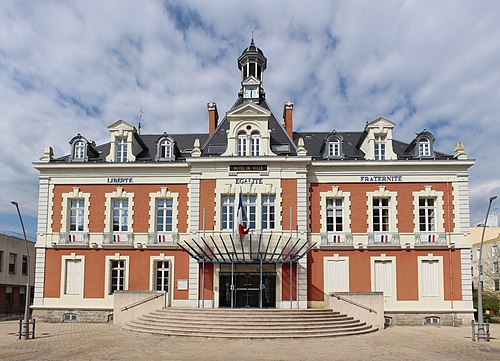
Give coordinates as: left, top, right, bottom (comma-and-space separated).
412, 186, 444, 233
148, 187, 179, 234
328, 139, 341, 158
104, 187, 134, 233
320, 186, 351, 233
112, 199, 129, 232
149, 254, 175, 306
367, 186, 397, 233
418, 197, 436, 232
326, 198, 344, 232
250, 132, 260, 156
105, 254, 129, 297
374, 135, 386, 160
241, 194, 257, 230
61, 187, 91, 233
419, 138, 431, 157
418, 254, 444, 301
324, 255, 350, 294
237, 132, 247, 156
261, 194, 276, 230
69, 199, 85, 232
371, 255, 397, 302
73, 140, 86, 161
116, 138, 128, 163
221, 195, 235, 230
60, 253, 85, 298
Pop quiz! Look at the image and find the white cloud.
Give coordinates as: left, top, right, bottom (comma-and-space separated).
1, 0, 499, 235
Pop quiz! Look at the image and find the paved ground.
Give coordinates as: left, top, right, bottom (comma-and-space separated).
0, 321, 499, 361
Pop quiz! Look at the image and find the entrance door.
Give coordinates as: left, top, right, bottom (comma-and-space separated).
218, 271, 276, 308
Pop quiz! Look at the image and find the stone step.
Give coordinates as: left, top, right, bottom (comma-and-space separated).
122, 324, 378, 339
143, 313, 352, 323
135, 317, 358, 327
128, 319, 366, 332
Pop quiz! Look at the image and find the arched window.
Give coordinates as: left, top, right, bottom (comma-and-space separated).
419, 138, 431, 157
237, 131, 247, 156
328, 138, 340, 158
73, 141, 86, 161
159, 139, 172, 159
251, 131, 260, 156
323, 133, 343, 159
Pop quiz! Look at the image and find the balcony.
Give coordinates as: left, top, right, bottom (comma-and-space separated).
368, 232, 400, 246
147, 232, 179, 245
103, 232, 134, 245
58, 232, 89, 246
321, 232, 353, 246
415, 232, 447, 245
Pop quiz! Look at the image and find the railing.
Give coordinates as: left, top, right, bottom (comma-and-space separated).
415, 232, 447, 245
330, 293, 378, 314
147, 232, 179, 244
368, 232, 400, 245
103, 232, 134, 245
59, 232, 89, 245
120, 292, 166, 312
320, 232, 353, 246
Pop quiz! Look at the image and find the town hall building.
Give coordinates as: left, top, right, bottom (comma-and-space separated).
32, 40, 475, 327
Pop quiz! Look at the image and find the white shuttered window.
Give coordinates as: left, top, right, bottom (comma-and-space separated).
374, 260, 392, 297
421, 260, 439, 297
326, 259, 349, 292
65, 259, 83, 295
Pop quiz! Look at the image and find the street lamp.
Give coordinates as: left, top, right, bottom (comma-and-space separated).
477, 195, 497, 341
10, 201, 31, 341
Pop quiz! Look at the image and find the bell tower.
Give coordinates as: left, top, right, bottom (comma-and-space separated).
237, 37, 267, 101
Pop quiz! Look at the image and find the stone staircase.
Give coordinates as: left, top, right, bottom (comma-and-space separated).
122, 308, 378, 338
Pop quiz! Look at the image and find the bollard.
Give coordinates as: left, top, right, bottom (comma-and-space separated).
471, 320, 475, 341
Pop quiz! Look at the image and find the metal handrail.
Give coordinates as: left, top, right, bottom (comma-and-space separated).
120, 292, 165, 312
331, 293, 377, 314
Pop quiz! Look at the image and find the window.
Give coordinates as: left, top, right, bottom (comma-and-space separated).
69, 199, 85, 232
419, 198, 436, 232
495, 280, 500, 292
65, 259, 83, 295
326, 198, 343, 232
156, 199, 173, 232
237, 132, 247, 156
374, 135, 386, 160
155, 261, 170, 291
5, 287, 13, 306
373, 198, 389, 232
9, 253, 16, 274
374, 260, 393, 297
22, 255, 28, 275
116, 138, 128, 162
19, 287, 26, 307
419, 138, 431, 157
73, 141, 86, 160
262, 195, 276, 230
424, 316, 440, 325
112, 199, 129, 232
251, 132, 260, 156
63, 313, 78, 322
0, 250, 3, 273
421, 260, 439, 297
242, 194, 257, 230
328, 139, 340, 158
493, 261, 499, 275
109, 260, 126, 294
159, 139, 173, 160
221, 195, 235, 230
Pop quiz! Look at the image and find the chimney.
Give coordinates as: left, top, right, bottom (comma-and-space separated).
207, 102, 218, 135
283, 101, 294, 138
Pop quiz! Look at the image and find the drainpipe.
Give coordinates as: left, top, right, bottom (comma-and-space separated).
447, 182, 455, 326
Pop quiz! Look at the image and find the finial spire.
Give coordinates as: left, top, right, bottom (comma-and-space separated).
136, 108, 144, 134
251, 30, 254, 45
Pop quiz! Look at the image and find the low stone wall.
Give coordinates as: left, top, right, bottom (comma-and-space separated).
31, 308, 112, 323
385, 311, 474, 326
329, 292, 384, 330
113, 290, 166, 326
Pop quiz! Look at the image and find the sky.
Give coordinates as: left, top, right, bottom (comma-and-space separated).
1, 0, 500, 239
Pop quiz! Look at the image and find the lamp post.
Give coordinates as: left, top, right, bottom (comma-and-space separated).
477, 195, 497, 341
10, 201, 31, 340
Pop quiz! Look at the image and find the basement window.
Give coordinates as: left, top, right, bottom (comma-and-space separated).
63, 313, 78, 322
424, 316, 440, 325
384, 316, 392, 328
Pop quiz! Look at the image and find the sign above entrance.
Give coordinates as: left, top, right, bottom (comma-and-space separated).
360, 176, 403, 182
107, 177, 134, 184
236, 178, 263, 185
229, 165, 267, 172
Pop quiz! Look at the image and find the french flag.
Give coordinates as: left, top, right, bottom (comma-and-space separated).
237, 193, 249, 236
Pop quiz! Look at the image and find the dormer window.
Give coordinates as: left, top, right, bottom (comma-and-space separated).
244, 86, 259, 99
251, 131, 260, 156
156, 135, 176, 161
116, 138, 128, 162
419, 138, 431, 157
73, 141, 86, 161
328, 139, 341, 158
322, 133, 343, 159
374, 135, 386, 160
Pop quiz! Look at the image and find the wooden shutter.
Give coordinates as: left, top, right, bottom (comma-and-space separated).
326, 259, 349, 292
374, 260, 392, 297
65, 259, 82, 295
421, 260, 439, 297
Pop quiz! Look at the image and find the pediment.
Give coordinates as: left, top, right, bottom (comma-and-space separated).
227, 102, 271, 117
108, 119, 135, 132
242, 76, 261, 86
365, 116, 395, 129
